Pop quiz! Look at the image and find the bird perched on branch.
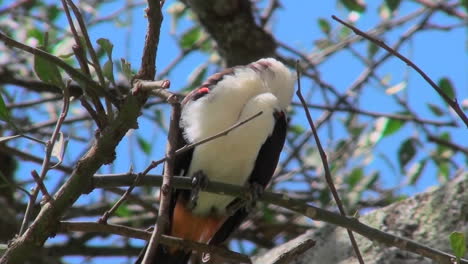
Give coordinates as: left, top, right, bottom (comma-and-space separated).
136, 58, 295, 264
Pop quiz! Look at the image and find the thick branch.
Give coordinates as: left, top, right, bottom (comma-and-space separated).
183, 0, 276, 66
93, 174, 468, 264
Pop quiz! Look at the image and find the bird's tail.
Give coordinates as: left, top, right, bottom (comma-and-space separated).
135, 244, 191, 264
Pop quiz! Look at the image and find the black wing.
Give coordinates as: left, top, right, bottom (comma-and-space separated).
208, 111, 288, 245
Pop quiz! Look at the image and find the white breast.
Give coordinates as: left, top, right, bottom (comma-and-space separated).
188, 93, 280, 215
179, 58, 295, 216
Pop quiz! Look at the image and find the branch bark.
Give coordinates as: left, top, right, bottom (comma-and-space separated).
183, 0, 276, 66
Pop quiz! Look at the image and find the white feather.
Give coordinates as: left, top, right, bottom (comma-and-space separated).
180, 58, 295, 215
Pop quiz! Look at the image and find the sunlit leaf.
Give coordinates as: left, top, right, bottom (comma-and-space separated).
436, 132, 453, 158
34, 46, 64, 89
449, 232, 466, 260
179, 27, 202, 50
398, 138, 416, 171
121, 58, 133, 81
438, 77, 455, 104
27, 28, 44, 46
339, 26, 351, 40
115, 203, 131, 217
435, 159, 450, 182
341, 0, 366, 13
97, 38, 113, 60
51, 132, 68, 165
374, 117, 405, 139
318, 18, 331, 35
385, 81, 406, 95
289, 124, 305, 135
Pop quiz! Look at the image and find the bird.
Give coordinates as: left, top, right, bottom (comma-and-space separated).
136, 57, 295, 264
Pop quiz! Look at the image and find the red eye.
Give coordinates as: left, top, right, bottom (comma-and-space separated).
198, 87, 210, 95
192, 87, 210, 101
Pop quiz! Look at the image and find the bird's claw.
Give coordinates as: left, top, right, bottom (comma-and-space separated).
188, 170, 208, 209
225, 182, 264, 215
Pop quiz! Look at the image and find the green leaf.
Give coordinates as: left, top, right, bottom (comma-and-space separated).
375, 117, 405, 138
438, 77, 455, 103
462, 0, 468, 14
427, 103, 445, 117
137, 136, 151, 155
115, 204, 131, 217
103, 59, 115, 84
318, 18, 331, 35
378, 4, 391, 20
449, 232, 466, 259
97, 38, 113, 60
341, 0, 366, 13
346, 168, 364, 188
27, 28, 44, 46
34, 46, 64, 89
0, 94, 11, 122
120, 58, 133, 81
398, 138, 417, 171
435, 159, 450, 182
289, 124, 305, 135
47, 5, 61, 21
367, 42, 379, 58
179, 27, 202, 50
408, 159, 427, 185
385, 0, 402, 12
436, 132, 453, 158
339, 26, 351, 40
154, 109, 165, 129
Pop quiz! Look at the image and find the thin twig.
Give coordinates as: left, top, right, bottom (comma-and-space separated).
331, 15, 468, 128
0, 31, 115, 104
30, 170, 53, 203
103, 110, 263, 221
134, 0, 163, 81
143, 110, 263, 176
65, 0, 114, 120
295, 63, 364, 263
142, 95, 180, 263
19, 82, 71, 234
428, 135, 468, 155
292, 102, 456, 127
59, 221, 251, 263
260, 0, 280, 27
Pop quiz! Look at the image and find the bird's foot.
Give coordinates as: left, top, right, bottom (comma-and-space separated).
225, 182, 264, 215
188, 170, 208, 209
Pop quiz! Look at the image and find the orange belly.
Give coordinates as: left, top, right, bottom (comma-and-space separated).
171, 199, 228, 245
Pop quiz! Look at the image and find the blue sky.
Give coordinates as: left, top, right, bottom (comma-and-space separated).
2, 0, 467, 262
